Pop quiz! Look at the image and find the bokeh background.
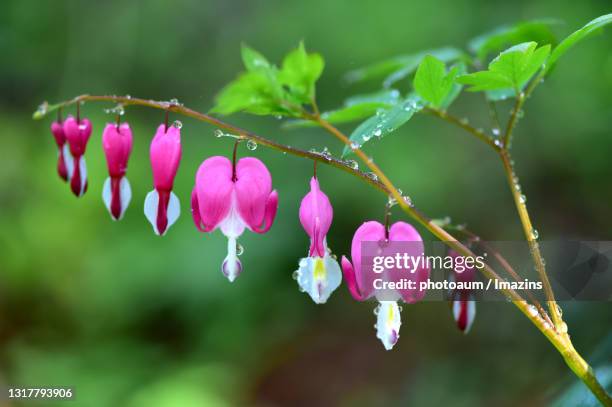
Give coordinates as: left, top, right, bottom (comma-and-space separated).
1, 1, 611, 406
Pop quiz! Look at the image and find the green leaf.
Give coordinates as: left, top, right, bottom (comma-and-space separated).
344, 47, 465, 86
278, 42, 324, 103
342, 95, 422, 157
440, 62, 466, 108
457, 42, 550, 95
284, 89, 401, 128
344, 89, 401, 106
241, 44, 271, 71
469, 19, 559, 62
546, 14, 612, 74
212, 70, 295, 116
413, 56, 461, 108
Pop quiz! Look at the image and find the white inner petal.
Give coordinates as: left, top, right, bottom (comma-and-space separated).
222, 236, 242, 282
119, 177, 132, 219
219, 192, 246, 238
143, 190, 160, 235
295, 253, 342, 304
79, 156, 87, 195
63, 144, 74, 179
102, 177, 112, 216
376, 300, 402, 350
166, 191, 180, 229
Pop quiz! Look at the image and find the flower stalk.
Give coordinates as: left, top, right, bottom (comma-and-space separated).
34, 94, 611, 405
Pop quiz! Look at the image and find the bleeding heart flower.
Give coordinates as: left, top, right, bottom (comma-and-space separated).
294, 176, 341, 304
191, 155, 278, 282
341, 221, 429, 350
449, 250, 476, 334
102, 122, 133, 220
144, 123, 182, 235
63, 115, 92, 197
50, 120, 68, 182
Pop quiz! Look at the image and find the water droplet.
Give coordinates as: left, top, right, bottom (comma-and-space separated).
527, 304, 538, 317
246, 140, 258, 150
214, 129, 224, 138
350, 142, 359, 150
373, 304, 381, 315
492, 128, 501, 136
236, 243, 244, 256
345, 159, 358, 170
125, 94, 132, 100
320, 147, 332, 160
403, 196, 414, 207
366, 172, 378, 181
362, 134, 372, 142
494, 139, 504, 148
309, 148, 318, 154
172, 120, 182, 129
373, 128, 382, 137
169, 98, 180, 106
388, 196, 397, 207
459, 118, 469, 125
292, 270, 299, 280
519, 194, 526, 203
530, 229, 539, 240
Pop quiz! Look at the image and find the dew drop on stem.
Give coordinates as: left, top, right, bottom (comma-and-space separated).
246, 139, 258, 150
172, 120, 182, 129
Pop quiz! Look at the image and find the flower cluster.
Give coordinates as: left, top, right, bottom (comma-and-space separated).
47, 110, 474, 350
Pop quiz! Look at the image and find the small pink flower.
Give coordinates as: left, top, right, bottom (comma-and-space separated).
144, 124, 182, 235
191, 155, 278, 282
294, 176, 341, 304
63, 115, 92, 197
341, 221, 429, 350
50, 120, 68, 182
449, 250, 477, 334
102, 123, 133, 220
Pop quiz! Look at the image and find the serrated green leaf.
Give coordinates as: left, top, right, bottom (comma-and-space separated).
457, 42, 550, 95
278, 42, 324, 104
469, 19, 559, 62
241, 44, 271, 71
413, 55, 461, 108
342, 96, 422, 157
344, 47, 466, 86
545, 14, 612, 75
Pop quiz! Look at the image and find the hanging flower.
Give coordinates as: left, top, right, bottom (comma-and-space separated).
294, 176, 341, 304
63, 115, 92, 197
341, 221, 429, 350
449, 250, 476, 334
191, 155, 278, 282
102, 122, 133, 220
50, 119, 68, 182
144, 123, 182, 235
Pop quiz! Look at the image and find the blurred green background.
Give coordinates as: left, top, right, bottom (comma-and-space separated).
1, 1, 611, 406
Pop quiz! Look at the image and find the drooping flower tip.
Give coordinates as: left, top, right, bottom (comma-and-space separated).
295, 176, 341, 304
342, 220, 428, 350
144, 123, 182, 235
102, 123, 133, 221
63, 115, 92, 197
191, 155, 277, 282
